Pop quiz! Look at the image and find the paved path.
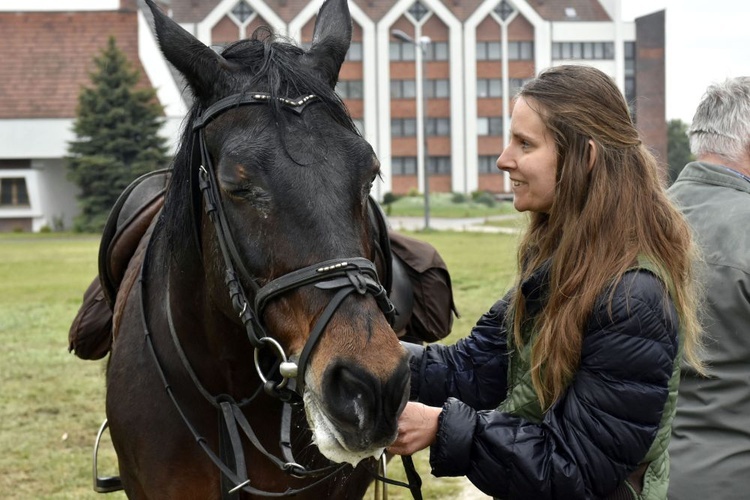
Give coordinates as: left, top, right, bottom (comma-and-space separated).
387, 214, 522, 234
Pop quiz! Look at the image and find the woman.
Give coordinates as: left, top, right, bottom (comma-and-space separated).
388, 65, 704, 499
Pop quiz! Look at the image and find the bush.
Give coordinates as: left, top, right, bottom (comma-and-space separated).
382, 192, 400, 205
473, 191, 496, 207
39, 225, 52, 233
407, 188, 420, 197
451, 192, 468, 203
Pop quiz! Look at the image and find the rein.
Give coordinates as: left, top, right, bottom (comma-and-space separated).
136, 91, 421, 498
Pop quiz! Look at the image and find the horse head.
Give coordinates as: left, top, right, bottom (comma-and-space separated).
145, 0, 409, 467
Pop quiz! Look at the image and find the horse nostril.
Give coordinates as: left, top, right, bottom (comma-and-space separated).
322, 363, 378, 432
321, 358, 411, 439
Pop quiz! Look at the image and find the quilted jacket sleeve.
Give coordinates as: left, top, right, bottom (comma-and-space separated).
421, 270, 680, 499
407, 296, 511, 410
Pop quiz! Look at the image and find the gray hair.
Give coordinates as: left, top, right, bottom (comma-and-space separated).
688, 77, 750, 163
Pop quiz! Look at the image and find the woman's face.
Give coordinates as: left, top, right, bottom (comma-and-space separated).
496, 96, 558, 214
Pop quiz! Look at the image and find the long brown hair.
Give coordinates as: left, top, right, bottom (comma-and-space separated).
510, 65, 704, 409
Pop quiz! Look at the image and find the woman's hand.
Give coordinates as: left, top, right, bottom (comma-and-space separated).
387, 401, 442, 456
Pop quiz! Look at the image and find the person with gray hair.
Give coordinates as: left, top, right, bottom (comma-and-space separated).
668, 77, 750, 500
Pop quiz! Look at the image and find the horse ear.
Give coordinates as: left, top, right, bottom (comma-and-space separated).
305, 0, 352, 88
144, 0, 224, 99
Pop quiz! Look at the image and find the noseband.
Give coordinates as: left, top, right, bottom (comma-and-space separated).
192, 92, 396, 398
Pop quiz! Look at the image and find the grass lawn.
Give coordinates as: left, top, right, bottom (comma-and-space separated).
384, 192, 517, 218
0, 230, 519, 499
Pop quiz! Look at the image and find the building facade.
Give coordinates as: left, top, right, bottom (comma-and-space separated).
0, 0, 664, 231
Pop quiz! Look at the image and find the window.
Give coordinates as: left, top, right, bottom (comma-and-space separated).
392, 118, 417, 137
552, 42, 615, 60
426, 118, 451, 136
477, 78, 528, 98
478, 155, 498, 174
476, 41, 501, 60
391, 80, 417, 99
0, 178, 30, 207
390, 42, 416, 61
425, 41, 449, 61
392, 156, 417, 176
476, 41, 533, 60
346, 42, 363, 61
336, 80, 363, 99
425, 79, 450, 98
477, 79, 502, 98
508, 41, 534, 60
427, 156, 451, 174
478, 117, 503, 136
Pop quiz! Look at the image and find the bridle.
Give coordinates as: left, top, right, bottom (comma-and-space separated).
192, 92, 396, 399
137, 91, 417, 498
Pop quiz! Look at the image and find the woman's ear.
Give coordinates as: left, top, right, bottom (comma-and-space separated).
588, 139, 598, 172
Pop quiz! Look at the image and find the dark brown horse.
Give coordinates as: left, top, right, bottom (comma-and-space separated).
104, 0, 410, 497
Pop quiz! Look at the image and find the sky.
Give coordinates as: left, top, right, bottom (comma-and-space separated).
620, 0, 750, 123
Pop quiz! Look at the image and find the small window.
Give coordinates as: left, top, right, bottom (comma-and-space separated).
488, 41, 501, 60
0, 177, 30, 207
477, 117, 503, 136
390, 42, 416, 61
427, 118, 451, 136
391, 118, 417, 137
427, 156, 451, 175
478, 155, 499, 174
391, 80, 417, 99
346, 42, 363, 61
476, 42, 488, 61
336, 80, 363, 99
392, 156, 418, 176
426, 79, 450, 98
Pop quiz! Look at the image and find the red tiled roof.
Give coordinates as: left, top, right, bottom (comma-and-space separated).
527, 0, 611, 21
0, 11, 150, 119
172, 0, 612, 24
170, 0, 222, 23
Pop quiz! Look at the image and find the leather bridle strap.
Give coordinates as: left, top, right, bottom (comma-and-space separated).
192, 93, 319, 350
253, 257, 395, 394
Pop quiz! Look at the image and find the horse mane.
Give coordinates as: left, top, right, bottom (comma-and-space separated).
158, 28, 358, 265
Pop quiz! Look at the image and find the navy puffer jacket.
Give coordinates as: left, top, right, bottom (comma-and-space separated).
407, 264, 680, 499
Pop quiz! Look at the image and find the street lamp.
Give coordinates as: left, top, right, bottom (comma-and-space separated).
391, 29, 431, 230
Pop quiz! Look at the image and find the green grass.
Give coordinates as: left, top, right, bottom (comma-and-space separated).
384, 192, 516, 218
0, 231, 519, 499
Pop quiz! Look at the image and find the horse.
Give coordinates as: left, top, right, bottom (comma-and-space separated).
103, 0, 412, 497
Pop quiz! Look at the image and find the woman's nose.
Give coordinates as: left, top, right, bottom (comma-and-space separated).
496, 147, 513, 172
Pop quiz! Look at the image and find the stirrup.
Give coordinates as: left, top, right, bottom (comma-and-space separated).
93, 419, 123, 493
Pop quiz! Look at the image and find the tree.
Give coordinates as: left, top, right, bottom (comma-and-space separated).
67, 36, 168, 232
667, 119, 694, 185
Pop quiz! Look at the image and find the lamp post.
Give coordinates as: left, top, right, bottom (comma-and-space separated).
391, 29, 431, 230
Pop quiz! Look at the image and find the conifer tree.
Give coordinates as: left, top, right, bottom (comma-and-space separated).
667, 119, 694, 185
67, 36, 168, 232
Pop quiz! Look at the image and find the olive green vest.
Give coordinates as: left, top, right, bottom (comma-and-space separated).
499, 258, 682, 500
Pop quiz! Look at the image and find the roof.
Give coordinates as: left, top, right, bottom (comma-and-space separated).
527, 0, 611, 21
0, 10, 149, 119
171, 0, 612, 24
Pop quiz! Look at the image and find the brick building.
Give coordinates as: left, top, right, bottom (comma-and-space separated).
0, 0, 664, 231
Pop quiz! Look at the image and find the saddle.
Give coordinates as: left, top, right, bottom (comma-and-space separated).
68, 171, 457, 360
